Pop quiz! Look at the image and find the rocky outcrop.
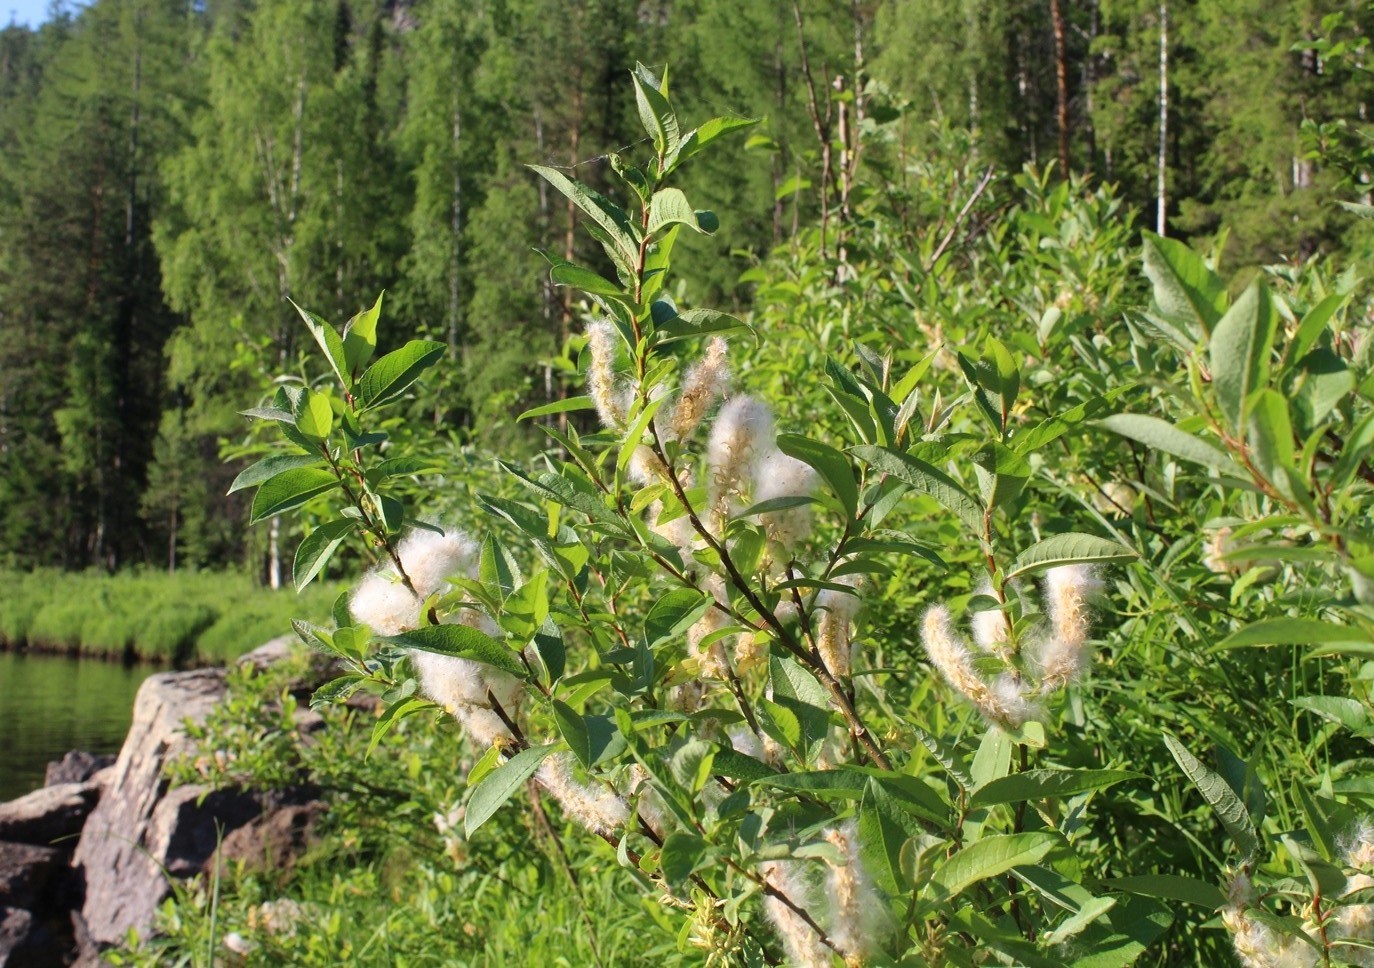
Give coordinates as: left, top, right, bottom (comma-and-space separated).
0, 782, 103, 846
0, 905, 63, 968
72, 669, 233, 947
44, 752, 114, 788
0, 843, 61, 909
72, 659, 325, 952
0, 639, 327, 964
211, 797, 325, 873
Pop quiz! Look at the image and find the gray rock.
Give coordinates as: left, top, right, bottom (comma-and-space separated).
44, 752, 115, 788
211, 799, 326, 873
0, 842, 61, 909
235, 635, 299, 672
71, 669, 234, 947
0, 906, 62, 968
0, 783, 100, 846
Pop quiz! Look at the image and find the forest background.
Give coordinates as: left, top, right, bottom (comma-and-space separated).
3, 0, 1373, 584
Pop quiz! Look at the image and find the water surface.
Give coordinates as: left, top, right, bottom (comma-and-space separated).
0, 651, 154, 801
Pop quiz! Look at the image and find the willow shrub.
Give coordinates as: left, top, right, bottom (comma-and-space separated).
235, 65, 1374, 967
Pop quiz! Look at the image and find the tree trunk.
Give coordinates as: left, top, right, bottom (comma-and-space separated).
268, 515, 282, 590
1156, 0, 1168, 235
1083, 0, 1098, 164
1051, 0, 1071, 175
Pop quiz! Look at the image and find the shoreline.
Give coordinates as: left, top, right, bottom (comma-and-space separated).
0, 637, 195, 668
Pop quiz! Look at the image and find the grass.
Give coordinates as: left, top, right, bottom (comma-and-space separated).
0, 569, 338, 665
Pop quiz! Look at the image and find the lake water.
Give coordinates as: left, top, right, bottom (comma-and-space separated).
0, 651, 155, 801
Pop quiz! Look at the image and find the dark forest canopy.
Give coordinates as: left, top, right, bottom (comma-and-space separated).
1, 0, 1371, 576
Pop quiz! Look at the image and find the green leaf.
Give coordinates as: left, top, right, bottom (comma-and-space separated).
665, 116, 759, 173
227, 454, 323, 495
529, 165, 639, 265
549, 262, 631, 302
1094, 413, 1239, 473
342, 291, 382, 376
386, 624, 527, 679
311, 675, 364, 709
859, 778, 911, 894
1163, 733, 1258, 859
373, 456, 441, 479
291, 300, 349, 387
238, 405, 297, 423
1006, 533, 1136, 581
501, 463, 631, 537
631, 63, 679, 156
659, 831, 706, 889
293, 388, 333, 440
645, 588, 713, 647
852, 445, 984, 532
930, 833, 1059, 900
1209, 281, 1277, 434
1100, 875, 1225, 909
367, 695, 424, 758
985, 336, 1020, 426
1211, 618, 1371, 651
249, 468, 340, 523
466, 744, 502, 788
754, 770, 866, 798
553, 699, 593, 769
769, 655, 833, 758
648, 187, 713, 237
1069, 895, 1173, 968
1286, 291, 1347, 367
777, 433, 858, 518
1141, 232, 1225, 337
293, 519, 355, 592
358, 340, 447, 408
518, 396, 596, 422
712, 746, 779, 781
652, 307, 750, 344
1290, 695, 1371, 732
971, 442, 1031, 510
465, 744, 556, 836
1247, 389, 1299, 495
969, 769, 1144, 807
531, 617, 566, 683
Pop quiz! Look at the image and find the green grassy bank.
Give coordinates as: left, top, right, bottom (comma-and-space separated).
0, 569, 336, 665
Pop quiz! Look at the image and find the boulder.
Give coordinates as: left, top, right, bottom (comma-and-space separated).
70, 669, 322, 950
211, 798, 326, 873
0, 843, 61, 909
44, 752, 115, 788
0, 783, 101, 846
0, 906, 62, 968
235, 635, 299, 672
71, 669, 235, 947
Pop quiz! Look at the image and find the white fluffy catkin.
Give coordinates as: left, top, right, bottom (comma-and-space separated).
824, 820, 889, 963
1336, 823, 1374, 966
350, 527, 521, 748
759, 860, 830, 968
729, 725, 786, 769
815, 577, 862, 679
921, 605, 1037, 727
1222, 873, 1319, 968
587, 320, 629, 430
350, 527, 478, 634
970, 584, 1012, 658
688, 576, 732, 679
752, 448, 819, 552
706, 396, 774, 534
666, 337, 730, 441
1030, 564, 1102, 694
349, 571, 420, 636
536, 751, 629, 836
